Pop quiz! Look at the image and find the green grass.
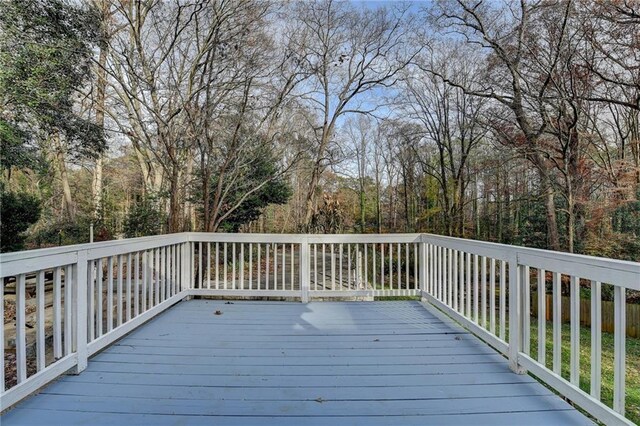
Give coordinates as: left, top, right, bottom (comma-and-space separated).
526, 319, 640, 424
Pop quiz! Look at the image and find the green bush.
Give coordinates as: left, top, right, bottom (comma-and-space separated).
0, 188, 41, 252
29, 215, 111, 248
124, 198, 165, 237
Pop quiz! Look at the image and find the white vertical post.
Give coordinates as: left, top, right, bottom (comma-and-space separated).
313, 244, 317, 290
240, 243, 245, 290
274, 243, 278, 290
339, 244, 344, 289
134, 253, 140, 317
397, 243, 401, 291
508, 255, 525, 374
232, 243, 237, 289
198, 242, 203, 290
0, 280, 3, 391
405, 244, 409, 291
522, 265, 530, 355
126, 253, 132, 321
447, 249, 458, 311
88, 260, 95, 341
165, 246, 170, 297
54, 267, 63, 355
490, 258, 496, 334
322, 244, 325, 289
372, 244, 377, 290
282, 244, 286, 290
181, 242, 191, 292
190, 243, 195, 292
590, 280, 601, 400
389, 243, 393, 291
348, 245, 352, 287
216, 242, 220, 289
141, 251, 148, 308
258, 244, 262, 290
96, 261, 103, 336
207, 242, 211, 289
459, 251, 465, 313
357, 247, 363, 289
413, 243, 417, 291
249, 243, 253, 290
552, 272, 562, 374
473, 254, 479, 323
117, 255, 123, 326
300, 239, 310, 303
290, 243, 294, 291
64, 265, 73, 355
613, 286, 626, 414
331, 243, 335, 290
481, 256, 487, 328
419, 241, 427, 300
107, 256, 113, 330
570, 275, 580, 385
466, 253, 472, 317
500, 260, 506, 340
224, 243, 228, 290
435, 246, 440, 298
149, 250, 155, 306
16, 274, 27, 383
73, 250, 88, 374
364, 244, 369, 290
265, 244, 269, 290
381, 243, 385, 290
537, 268, 546, 364
36, 270, 45, 371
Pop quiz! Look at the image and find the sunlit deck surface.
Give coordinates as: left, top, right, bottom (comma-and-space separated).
2, 300, 592, 425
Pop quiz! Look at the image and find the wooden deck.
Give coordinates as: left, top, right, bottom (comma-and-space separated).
2, 300, 592, 425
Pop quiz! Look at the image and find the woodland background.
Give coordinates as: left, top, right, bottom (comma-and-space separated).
1, 0, 639, 262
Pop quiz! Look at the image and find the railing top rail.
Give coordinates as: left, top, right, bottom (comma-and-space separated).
422, 233, 640, 290
2, 231, 638, 288
187, 232, 423, 244
0, 234, 189, 277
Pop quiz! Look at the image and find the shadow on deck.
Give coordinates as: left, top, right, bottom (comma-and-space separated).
2, 300, 592, 425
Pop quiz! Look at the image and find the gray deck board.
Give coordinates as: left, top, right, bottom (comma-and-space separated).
2, 300, 593, 425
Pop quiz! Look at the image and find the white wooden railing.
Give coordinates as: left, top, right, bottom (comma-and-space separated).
1, 233, 638, 425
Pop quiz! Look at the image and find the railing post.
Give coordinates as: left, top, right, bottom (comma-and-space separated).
300, 238, 310, 303
181, 241, 192, 294
508, 252, 526, 374
419, 239, 428, 301
72, 249, 88, 374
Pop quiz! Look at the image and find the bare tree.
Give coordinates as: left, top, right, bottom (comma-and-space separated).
286, 0, 417, 227
426, 0, 576, 250
400, 41, 486, 236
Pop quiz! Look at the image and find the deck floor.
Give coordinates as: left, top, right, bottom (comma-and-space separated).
2, 300, 592, 425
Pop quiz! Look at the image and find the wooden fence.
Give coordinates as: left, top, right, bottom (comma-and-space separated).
531, 292, 640, 338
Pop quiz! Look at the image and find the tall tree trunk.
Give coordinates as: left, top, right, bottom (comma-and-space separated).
201, 152, 212, 232
496, 166, 503, 242
184, 152, 195, 231
92, 0, 109, 221
91, 156, 103, 219
54, 136, 75, 220
168, 165, 181, 233
567, 192, 575, 253
540, 171, 561, 251
304, 166, 321, 227
375, 162, 382, 233
359, 184, 365, 233
403, 164, 410, 232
